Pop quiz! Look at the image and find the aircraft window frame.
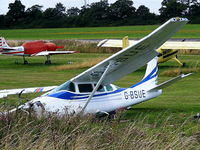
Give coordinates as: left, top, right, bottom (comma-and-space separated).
78, 84, 93, 93
111, 84, 120, 90
94, 84, 106, 92
105, 85, 113, 91
48, 81, 76, 94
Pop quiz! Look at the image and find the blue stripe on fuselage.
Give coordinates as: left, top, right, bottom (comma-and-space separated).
48, 88, 125, 100
130, 66, 157, 88
48, 66, 157, 100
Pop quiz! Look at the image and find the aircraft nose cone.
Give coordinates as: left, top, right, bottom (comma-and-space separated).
31, 101, 45, 117
17, 99, 46, 117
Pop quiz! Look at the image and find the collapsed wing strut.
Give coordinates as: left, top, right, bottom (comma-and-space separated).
81, 61, 114, 114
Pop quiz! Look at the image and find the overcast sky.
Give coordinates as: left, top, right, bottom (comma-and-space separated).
0, 0, 162, 15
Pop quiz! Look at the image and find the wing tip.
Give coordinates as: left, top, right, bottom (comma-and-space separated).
181, 73, 193, 78
170, 17, 189, 22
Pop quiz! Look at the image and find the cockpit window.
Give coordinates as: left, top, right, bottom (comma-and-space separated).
105, 85, 113, 91
78, 84, 93, 93
59, 81, 75, 92
96, 85, 105, 92
49, 81, 75, 94
68, 82, 75, 92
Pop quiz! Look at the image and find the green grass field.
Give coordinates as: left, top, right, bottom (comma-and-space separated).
0, 22, 200, 149
1, 24, 200, 40
0, 53, 200, 149
2, 53, 199, 116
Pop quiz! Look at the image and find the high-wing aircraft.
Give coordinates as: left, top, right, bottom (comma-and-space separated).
0, 18, 190, 117
98, 34, 200, 67
0, 37, 76, 64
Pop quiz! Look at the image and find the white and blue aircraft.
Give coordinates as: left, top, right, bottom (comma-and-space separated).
0, 18, 191, 116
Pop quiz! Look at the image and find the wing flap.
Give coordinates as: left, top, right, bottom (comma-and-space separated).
71, 18, 188, 85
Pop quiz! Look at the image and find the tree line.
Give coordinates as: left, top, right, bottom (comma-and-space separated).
0, 0, 200, 29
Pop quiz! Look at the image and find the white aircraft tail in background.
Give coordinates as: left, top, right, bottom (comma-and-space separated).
0, 37, 9, 49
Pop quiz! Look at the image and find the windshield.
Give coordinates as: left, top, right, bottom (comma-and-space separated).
48, 81, 75, 94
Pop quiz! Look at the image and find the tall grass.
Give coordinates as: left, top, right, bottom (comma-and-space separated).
51, 57, 105, 71
161, 67, 200, 76
0, 110, 199, 150
179, 49, 200, 55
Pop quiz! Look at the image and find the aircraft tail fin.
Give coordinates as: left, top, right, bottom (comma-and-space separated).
0, 37, 9, 49
149, 73, 192, 92
122, 36, 129, 48
131, 56, 192, 91
131, 57, 158, 89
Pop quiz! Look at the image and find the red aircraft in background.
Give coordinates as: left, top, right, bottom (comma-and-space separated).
0, 37, 76, 64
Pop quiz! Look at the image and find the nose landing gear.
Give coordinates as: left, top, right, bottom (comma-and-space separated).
23, 56, 28, 64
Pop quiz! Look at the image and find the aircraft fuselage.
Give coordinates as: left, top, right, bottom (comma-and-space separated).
21, 85, 162, 116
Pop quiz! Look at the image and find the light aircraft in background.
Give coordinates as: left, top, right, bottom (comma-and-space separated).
0, 37, 76, 64
98, 34, 200, 67
0, 18, 190, 117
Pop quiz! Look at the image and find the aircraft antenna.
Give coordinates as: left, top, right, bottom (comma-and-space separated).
83, 0, 90, 7
84, 0, 87, 7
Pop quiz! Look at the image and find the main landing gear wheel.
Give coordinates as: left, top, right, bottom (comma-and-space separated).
24, 60, 28, 65
15, 60, 19, 64
45, 60, 52, 65
23, 56, 28, 64
45, 55, 52, 65
182, 62, 186, 67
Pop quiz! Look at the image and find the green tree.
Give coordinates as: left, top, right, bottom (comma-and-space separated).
67, 7, 80, 17
79, 0, 110, 26
0, 15, 6, 28
55, 3, 66, 17
6, 0, 26, 23
189, 0, 200, 23
43, 3, 66, 19
26, 5, 43, 19
109, 0, 136, 21
135, 5, 158, 25
159, 0, 187, 21
136, 5, 150, 17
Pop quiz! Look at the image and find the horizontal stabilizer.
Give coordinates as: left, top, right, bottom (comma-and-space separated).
149, 73, 192, 91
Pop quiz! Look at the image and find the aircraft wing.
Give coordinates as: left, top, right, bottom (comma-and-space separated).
71, 18, 188, 85
0, 86, 57, 98
32, 51, 76, 56
97, 39, 137, 48
161, 41, 200, 49
98, 39, 200, 50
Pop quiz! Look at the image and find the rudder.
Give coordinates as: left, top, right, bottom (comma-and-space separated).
141, 57, 158, 88
0, 37, 9, 48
